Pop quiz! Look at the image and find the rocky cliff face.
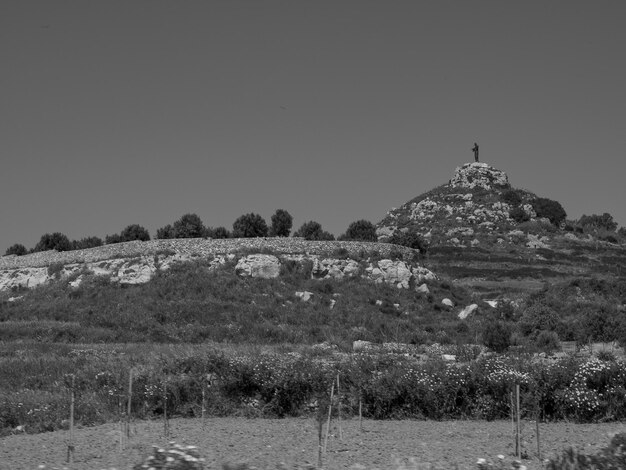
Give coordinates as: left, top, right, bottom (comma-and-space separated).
0, 239, 434, 293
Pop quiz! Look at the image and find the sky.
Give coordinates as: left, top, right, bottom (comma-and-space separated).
2, 1, 625, 251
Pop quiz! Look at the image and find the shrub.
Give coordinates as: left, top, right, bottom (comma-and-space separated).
104, 233, 122, 244
172, 213, 206, 238
340, 219, 377, 241
482, 321, 512, 352
388, 231, 428, 253
209, 226, 231, 239
531, 197, 567, 226
578, 213, 618, 232
156, 224, 175, 239
132, 442, 205, 470
293, 221, 334, 240
509, 206, 530, 223
4, 243, 27, 256
546, 433, 626, 470
501, 189, 522, 206
120, 224, 151, 242
535, 330, 560, 353
33, 232, 72, 252
232, 213, 268, 238
269, 209, 293, 237
72, 236, 103, 250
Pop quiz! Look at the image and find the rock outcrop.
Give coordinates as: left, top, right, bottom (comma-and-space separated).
450, 162, 509, 190
235, 254, 281, 279
0, 249, 437, 293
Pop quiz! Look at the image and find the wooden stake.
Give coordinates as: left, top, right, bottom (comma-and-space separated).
126, 369, 133, 438
324, 381, 335, 454
516, 384, 521, 460
336, 373, 342, 440
201, 381, 206, 430
118, 395, 123, 452
536, 415, 541, 460
317, 417, 323, 469
67, 375, 75, 465
359, 396, 362, 431
163, 378, 169, 439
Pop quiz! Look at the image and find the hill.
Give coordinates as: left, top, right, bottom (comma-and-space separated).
376, 161, 626, 298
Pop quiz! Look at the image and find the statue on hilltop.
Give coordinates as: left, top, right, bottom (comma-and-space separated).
472, 143, 479, 162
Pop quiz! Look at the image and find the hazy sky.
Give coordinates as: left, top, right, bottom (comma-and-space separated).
2, 1, 625, 251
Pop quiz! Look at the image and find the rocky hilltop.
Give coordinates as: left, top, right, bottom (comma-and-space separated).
376, 161, 626, 296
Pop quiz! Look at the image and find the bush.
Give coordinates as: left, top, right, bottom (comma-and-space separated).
269, 209, 293, 237
209, 227, 231, 239
531, 197, 567, 226
293, 221, 334, 240
501, 189, 522, 206
104, 233, 122, 244
388, 231, 428, 253
232, 213, 268, 238
535, 330, 560, 353
546, 433, 626, 470
72, 237, 103, 250
482, 321, 512, 352
120, 224, 151, 242
340, 219, 377, 241
578, 213, 618, 232
4, 243, 27, 256
156, 224, 175, 239
33, 232, 72, 252
172, 213, 206, 238
509, 206, 530, 223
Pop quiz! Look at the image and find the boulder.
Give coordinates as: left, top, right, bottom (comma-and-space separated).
442, 298, 454, 308
376, 259, 412, 288
458, 303, 478, 320
295, 291, 314, 302
235, 254, 281, 279
415, 283, 430, 294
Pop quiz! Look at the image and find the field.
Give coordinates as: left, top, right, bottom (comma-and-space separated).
1, 417, 625, 470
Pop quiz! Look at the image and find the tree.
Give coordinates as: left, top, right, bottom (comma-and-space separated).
531, 197, 567, 226
578, 213, 618, 232
210, 226, 231, 239
33, 232, 72, 252
172, 213, 206, 238
293, 221, 335, 241
156, 224, 175, 239
269, 209, 293, 237
119, 224, 150, 242
105, 233, 122, 244
340, 219, 377, 241
232, 213, 268, 238
4, 243, 27, 256
72, 236, 103, 250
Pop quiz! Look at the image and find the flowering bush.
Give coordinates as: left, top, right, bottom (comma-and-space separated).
133, 442, 205, 470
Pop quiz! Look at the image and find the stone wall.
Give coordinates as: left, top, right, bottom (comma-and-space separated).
0, 238, 416, 270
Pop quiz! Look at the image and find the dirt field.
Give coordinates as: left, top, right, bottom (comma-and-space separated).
1, 418, 625, 470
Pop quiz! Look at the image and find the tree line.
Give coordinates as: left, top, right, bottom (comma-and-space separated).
3, 210, 384, 256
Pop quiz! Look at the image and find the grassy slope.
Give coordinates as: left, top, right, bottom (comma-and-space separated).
0, 258, 474, 347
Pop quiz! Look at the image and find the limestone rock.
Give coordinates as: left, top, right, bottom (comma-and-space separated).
235, 254, 281, 278
442, 298, 454, 308
450, 162, 509, 190
295, 291, 314, 302
415, 283, 430, 294
375, 259, 412, 288
458, 303, 478, 320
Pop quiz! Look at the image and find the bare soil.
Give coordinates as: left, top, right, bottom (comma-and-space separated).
1, 418, 624, 470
